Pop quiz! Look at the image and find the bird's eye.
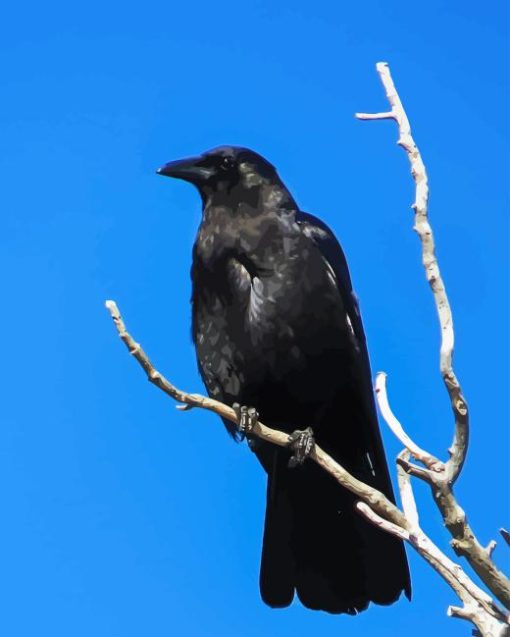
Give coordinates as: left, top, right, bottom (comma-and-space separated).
220, 156, 233, 171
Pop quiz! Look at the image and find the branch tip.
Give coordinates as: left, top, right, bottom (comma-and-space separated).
176, 403, 194, 411
500, 529, 510, 548
485, 541, 497, 558
448, 605, 474, 620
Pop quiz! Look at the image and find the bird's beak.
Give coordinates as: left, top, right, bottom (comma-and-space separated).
156, 156, 213, 185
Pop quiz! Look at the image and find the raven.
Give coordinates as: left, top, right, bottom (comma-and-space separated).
158, 146, 411, 614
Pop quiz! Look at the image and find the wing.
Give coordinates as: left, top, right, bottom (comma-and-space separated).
295, 210, 393, 492
298, 211, 411, 602
296, 211, 360, 339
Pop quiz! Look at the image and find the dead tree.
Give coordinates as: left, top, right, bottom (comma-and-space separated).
106, 62, 510, 636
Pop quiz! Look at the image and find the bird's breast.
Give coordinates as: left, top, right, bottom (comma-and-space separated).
192, 258, 355, 413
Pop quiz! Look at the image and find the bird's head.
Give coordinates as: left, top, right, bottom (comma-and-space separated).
157, 146, 292, 209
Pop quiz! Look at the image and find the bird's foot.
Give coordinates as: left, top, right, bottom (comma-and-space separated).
287, 427, 315, 468
232, 403, 258, 439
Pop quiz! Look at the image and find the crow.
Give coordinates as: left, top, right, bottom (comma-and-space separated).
157, 145, 411, 614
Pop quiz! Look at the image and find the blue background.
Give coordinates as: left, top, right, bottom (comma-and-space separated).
1, 1, 508, 635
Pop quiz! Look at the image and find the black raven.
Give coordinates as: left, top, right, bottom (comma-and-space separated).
157, 146, 411, 614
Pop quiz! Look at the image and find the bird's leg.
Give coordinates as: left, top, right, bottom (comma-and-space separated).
232, 403, 258, 439
287, 427, 315, 468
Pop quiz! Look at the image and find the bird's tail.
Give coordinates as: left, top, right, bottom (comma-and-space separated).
259, 448, 410, 614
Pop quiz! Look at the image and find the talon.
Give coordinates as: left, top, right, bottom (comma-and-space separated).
288, 427, 314, 467
233, 403, 258, 438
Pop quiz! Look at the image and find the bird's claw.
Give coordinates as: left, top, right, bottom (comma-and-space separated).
232, 403, 258, 439
287, 427, 315, 468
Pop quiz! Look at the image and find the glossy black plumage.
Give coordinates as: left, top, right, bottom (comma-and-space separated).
158, 146, 411, 614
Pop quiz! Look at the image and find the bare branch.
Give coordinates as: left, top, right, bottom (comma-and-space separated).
356, 501, 409, 540
435, 485, 510, 609
448, 605, 475, 621
356, 61, 468, 485
357, 62, 510, 611
105, 299, 409, 531
106, 298, 509, 635
397, 450, 419, 527
396, 452, 434, 482
175, 403, 195, 411
501, 529, 510, 548
425, 483, 510, 610
486, 541, 498, 558
375, 373, 443, 473
355, 111, 394, 121
446, 606, 510, 637
356, 502, 508, 631
448, 606, 510, 637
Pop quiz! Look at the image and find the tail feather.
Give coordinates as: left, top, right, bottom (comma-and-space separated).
258, 447, 410, 614
259, 460, 295, 608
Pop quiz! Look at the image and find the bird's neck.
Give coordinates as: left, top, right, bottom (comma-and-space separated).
258, 180, 297, 211
194, 178, 298, 270
202, 179, 297, 216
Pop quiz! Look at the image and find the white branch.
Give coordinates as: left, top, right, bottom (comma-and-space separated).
375, 373, 443, 473
397, 450, 419, 528
356, 61, 468, 485
355, 111, 394, 120
356, 502, 507, 630
357, 62, 510, 612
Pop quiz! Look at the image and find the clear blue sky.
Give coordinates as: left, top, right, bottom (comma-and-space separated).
1, 2, 508, 635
